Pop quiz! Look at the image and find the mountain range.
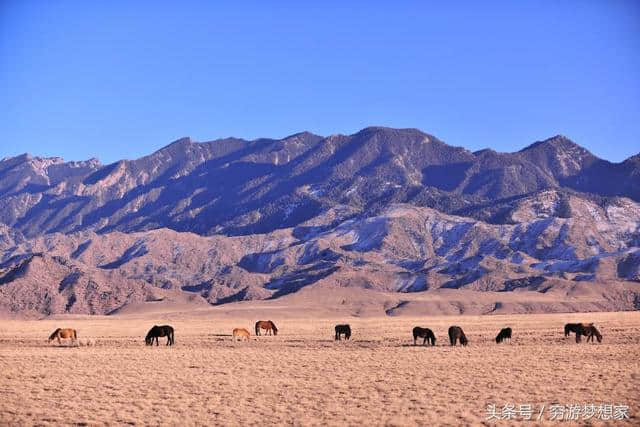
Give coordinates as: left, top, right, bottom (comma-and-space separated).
1, 127, 639, 316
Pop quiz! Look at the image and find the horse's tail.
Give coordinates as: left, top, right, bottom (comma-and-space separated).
255, 322, 260, 335
73, 329, 77, 340
48, 328, 61, 341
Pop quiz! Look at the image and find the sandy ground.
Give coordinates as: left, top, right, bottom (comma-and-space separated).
1, 310, 639, 426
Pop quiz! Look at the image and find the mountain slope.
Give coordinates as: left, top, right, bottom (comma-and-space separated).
1, 127, 638, 238
1, 190, 639, 316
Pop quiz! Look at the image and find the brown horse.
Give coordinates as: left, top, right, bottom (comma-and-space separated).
584, 324, 603, 343
233, 328, 250, 342
565, 323, 601, 343
255, 320, 278, 336
448, 326, 468, 346
48, 328, 77, 346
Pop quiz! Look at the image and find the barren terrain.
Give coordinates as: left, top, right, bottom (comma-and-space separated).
1, 306, 638, 426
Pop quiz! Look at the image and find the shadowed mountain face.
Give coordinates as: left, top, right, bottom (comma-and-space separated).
1, 127, 638, 238
1, 192, 639, 316
1, 127, 639, 316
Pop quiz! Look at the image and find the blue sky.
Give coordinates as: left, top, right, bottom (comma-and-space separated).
1, 1, 639, 163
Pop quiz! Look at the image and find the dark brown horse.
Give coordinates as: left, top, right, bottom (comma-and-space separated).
584, 324, 602, 343
335, 324, 351, 340
564, 323, 601, 343
145, 325, 174, 346
448, 326, 468, 346
496, 327, 512, 344
255, 320, 278, 336
412, 327, 436, 346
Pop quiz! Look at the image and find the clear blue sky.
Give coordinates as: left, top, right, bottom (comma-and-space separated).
1, 1, 639, 164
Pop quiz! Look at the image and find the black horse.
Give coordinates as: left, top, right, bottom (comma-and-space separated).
335, 324, 351, 340
412, 327, 436, 346
448, 326, 468, 346
145, 325, 174, 346
564, 323, 583, 338
496, 327, 512, 344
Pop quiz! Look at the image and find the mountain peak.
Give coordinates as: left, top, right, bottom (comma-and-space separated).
519, 135, 589, 154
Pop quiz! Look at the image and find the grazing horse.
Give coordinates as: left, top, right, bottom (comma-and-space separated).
233, 328, 250, 342
564, 323, 601, 343
448, 326, 468, 346
584, 324, 602, 343
412, 327, 436, 346
335, 324, 351, 340
145, 325, 174, 346
255, 320, 278, 336
496, 327, 512, 344
48, 328, 77, 346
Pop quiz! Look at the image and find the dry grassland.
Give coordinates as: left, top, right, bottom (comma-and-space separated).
1, 311, 639, 426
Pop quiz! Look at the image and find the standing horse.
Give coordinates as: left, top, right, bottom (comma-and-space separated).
496, 327, 512, 344
48, 328, 78, 346
412, 327, 436, 346
145, 325, 174, 346
448, 326, 468, 346
233, 328, 250, 342
335, 324, 351, 340
255, 320, 278, 336
564, 323, 585, 338
564, 323, 600, 343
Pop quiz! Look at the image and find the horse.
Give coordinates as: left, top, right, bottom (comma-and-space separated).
255, 320, 278, 336
584, 324, 602, 343
335, 324, 351, 340
412, 327, 436, 346
145, 325, 174, 346
448, 326, 468, 346
496, 327, 512, 344
564, 323, 600, 343
573, 323, 602, 343
233, 328, 250, 342
48, 328, 77, 346
564, 323, 586, 338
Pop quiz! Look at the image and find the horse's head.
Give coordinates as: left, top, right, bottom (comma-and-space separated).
145, 330, 154, 345
460, 335, 468, 346
271, 321, 278, 335
48, 328, 60, 341
592, 327, 603, 342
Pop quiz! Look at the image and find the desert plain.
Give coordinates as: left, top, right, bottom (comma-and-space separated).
1, 303, 639, 426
